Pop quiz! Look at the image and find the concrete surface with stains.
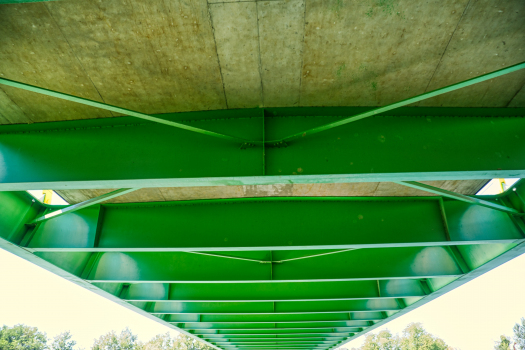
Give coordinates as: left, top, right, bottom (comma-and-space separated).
0, 0, 524, 124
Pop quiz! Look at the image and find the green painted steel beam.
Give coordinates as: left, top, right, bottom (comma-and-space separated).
27, 188, 139, 225
2, 107, 525, 191
139, 299, 402, 314
207, 338, 343, 342
109, 280, 427, 302
0, 78, 247, 144
188, 328, 363, 334
273, 61, 525, 144
176, 322, 371, 330
47, 247, 464, 283
164, 314, 385, 323
24, 197, 524, 252
199, 333, 354, 338
395, 181, 521, 215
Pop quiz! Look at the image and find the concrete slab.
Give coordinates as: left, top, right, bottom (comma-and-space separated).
0, 3, 111, 122
0, 88, 30, 124
258, 0, 305, 107
45, 0, 227, 114
509, 84, 525, 107
209, 1, 263, 108
299, 0, 469, 107
56, 180, 488, 204
420, 0, 525, 107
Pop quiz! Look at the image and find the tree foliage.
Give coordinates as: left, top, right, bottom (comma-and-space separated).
514, 318, 525, 350
494, 335, 511, 350
52, 331, 78, 350
92, 328, 139, 350
0, 324, 48, 350
352, 323, 453, 350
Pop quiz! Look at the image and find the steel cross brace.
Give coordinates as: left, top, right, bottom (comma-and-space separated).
1, 61, 524, 146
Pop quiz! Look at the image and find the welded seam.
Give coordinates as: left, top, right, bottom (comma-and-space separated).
208, 2, 230, 109
422, 0, 472, 94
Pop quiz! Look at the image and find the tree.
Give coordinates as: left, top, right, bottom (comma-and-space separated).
514, 318, 525, 350
351, 323, 452, 350
92, 328, 139, 350
139, 333, 214, 350
0, 324, 48, 350
400, 323, 451, 350
358, 329, 400, 350
494, 335, 512, 350
52, 331, 78, 350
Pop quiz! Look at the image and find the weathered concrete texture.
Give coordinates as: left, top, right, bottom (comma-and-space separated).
299, 0, 470, 107
210, 2, 263, 108
509, 84, 525, 107
420, 0, 525, 107
1, 0, 524, 122
0, 3, 112, 123
45, 0, 226, 114
0, 87, 30, 124
258, 0, 305, 106
56, 180, 488, 204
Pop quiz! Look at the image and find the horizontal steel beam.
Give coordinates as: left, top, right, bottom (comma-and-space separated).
24, 197, 524, 252
208, 339, 344, 342
188, 328, 363, 334
136, 299, 402, 314
175, 322, 372, 330
1, 107, 525, 190
38, 247, 464, 283
165, 313, 385, 323
199, 333, 354, 338
103, 280, 428, 302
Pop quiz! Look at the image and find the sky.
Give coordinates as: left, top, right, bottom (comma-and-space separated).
1, 181, 524, 350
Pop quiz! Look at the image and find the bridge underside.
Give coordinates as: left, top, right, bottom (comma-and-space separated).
1, 107, 525, 350
1, 0, 525, 348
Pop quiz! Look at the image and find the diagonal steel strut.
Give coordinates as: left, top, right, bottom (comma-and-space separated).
0, 78, 251, 144
27, 188, 140, 225
395, 181, 521, 215
268, 61, 525, 144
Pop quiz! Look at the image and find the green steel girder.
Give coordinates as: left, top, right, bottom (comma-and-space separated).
2, 184, 525, 350
139, 299, 402, 314
1, 107, 525, 190
176, 322, 372, 330
165, 314, 385, 323
113, 280, 427, 302
22, 197, 523, 252
199, 333, 354, 338
188, 328, 364, 335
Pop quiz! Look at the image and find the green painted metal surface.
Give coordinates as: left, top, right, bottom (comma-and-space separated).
1, 107, 525, 190
1, 184, 525, 350
1, 61, 524, 145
